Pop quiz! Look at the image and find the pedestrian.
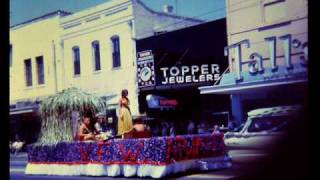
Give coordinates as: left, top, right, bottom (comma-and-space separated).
169, 122, 176, 136
212, 125, 220, 135
187, 120, 196, 134
197, 122, 206, 134
11, 135, 25, 155
161, 121, 169, 136
153, 123, 160, 136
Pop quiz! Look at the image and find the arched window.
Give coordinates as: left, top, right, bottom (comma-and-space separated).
92, 41, 101, 71
111, 35, 121, 68
72, 46, 81, 75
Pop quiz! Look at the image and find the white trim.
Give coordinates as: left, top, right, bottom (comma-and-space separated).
10, 109, 34, 115
199, 79, 307, 94
10, 168, 25, 173
61, 16, 133, 40
25, 156, 231, 178
60, 1, 131, 25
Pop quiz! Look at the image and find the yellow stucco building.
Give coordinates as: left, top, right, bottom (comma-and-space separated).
9, 0, 203, 142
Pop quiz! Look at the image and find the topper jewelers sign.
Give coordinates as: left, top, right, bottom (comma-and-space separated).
160, 64, 221, 85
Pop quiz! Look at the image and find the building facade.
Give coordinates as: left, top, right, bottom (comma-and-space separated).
9, 0, 203, 142
199, 0, 308, 125
136, 19, 230, 135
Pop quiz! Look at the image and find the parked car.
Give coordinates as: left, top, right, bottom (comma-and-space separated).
224, 105, 302, 151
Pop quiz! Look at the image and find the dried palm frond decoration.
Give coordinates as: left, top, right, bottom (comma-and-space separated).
37, 87, 106, 145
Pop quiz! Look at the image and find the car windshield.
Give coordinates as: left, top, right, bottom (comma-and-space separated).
228, 123, 245, 132
247, 115, 291, 133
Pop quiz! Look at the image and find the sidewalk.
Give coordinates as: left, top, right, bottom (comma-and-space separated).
10, 152, 28, 161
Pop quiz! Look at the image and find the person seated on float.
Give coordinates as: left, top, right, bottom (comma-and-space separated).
78, 114, 96, 141
133, 118, 146, 132
94, 113, 108, 133
94, 113, 114, 140
131, 117, 152, 138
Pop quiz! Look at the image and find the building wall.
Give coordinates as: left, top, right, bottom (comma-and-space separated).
10, 15, 62, 104
226, 0, 308, 72
133, 0, 203, 39
224, 0, 308, 124
10, 0, 203, 116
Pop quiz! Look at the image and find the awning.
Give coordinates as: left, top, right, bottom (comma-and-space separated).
199, 65, 308, 95
199, 79, 307, 94
101, 94, 120, 110
10, 106, 38, 115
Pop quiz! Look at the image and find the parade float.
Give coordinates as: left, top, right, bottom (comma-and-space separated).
25, 88, 232, 178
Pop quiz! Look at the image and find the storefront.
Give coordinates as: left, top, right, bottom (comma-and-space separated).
199, 36, 308, 126
10, 101, 41, 144
136, 19, 230, 135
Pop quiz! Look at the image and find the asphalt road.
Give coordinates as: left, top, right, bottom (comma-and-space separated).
10, 150, 269, 180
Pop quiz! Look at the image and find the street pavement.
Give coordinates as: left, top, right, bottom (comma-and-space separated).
10, 150, 268, 180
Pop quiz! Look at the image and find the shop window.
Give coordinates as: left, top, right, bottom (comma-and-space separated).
72, 46, 81, 75
92, 41, 101, 71
36, 56, 45, 85
111, 35, 121, 68
24, 59, 32, 87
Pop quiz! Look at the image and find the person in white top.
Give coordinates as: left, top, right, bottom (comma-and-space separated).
212, 125, 220, 135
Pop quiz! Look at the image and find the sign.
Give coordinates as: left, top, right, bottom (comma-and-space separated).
160, 64, 221, 85
137, 50, 155, 87
224, 34, 308, 82
146, 94, 178, 109
159, 99, 178, 106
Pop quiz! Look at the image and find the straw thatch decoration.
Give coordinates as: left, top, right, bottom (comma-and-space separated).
37, 87, 106, 145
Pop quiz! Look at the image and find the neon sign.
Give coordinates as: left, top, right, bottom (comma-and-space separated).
159, 99, 178, 106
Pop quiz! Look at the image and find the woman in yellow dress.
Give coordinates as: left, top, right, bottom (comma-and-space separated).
117, 89, 133, 137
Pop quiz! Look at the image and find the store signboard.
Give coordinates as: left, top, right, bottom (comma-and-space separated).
159, 99, 178, 106
160, 64, 221, 85
146, 94, 178, 109
136, 19, 228, 90
137, 50, 155, 88
224, 34, 308, 82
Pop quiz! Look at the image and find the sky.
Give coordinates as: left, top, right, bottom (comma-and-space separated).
10, 0, 226, 26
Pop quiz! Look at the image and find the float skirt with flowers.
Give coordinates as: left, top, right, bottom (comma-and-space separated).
25, 134, 232, 178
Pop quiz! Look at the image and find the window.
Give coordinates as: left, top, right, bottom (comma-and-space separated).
247, 115, 290, 132
73, 46, 81, 75
24, 59, 32, 87
111, 36, 121, 68
9, 44, 12, 67
36, 56, 45, 85
92, 41, 101, 71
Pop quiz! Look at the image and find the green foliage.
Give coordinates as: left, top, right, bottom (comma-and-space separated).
38, 87, 106, 145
